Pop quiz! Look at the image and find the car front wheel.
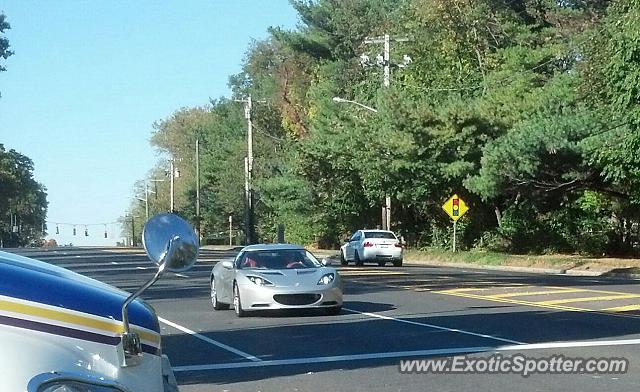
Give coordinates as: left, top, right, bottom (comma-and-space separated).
233, 284, 247, 317
211, 278, 228, 310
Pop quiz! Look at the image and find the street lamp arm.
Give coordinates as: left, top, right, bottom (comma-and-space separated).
332, 97, 378, 113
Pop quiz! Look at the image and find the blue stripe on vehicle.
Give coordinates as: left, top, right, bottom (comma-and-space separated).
0, 257, 159, 334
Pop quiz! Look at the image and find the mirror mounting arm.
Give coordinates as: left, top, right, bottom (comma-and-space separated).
121, 235, 177, 367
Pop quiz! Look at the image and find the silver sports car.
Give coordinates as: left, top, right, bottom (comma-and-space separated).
210, 243, 343, 317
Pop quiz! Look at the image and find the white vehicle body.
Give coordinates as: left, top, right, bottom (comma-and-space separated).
0, 252, 177, 392
340, 230, 403, 266
0, 248, 179, 392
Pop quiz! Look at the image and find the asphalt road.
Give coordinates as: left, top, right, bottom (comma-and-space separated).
9, 247, 640, 392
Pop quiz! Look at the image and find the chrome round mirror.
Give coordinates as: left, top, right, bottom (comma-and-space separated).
142, 213, 199, 273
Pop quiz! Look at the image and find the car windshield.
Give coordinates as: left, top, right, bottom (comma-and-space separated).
363, 232, 397, 239
238, 249, 321, 270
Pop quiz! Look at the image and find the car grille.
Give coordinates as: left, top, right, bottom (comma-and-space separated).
273, 294, 321, 306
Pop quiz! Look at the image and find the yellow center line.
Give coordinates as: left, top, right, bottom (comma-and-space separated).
538, 294, 640, 305
545, 286, 640, 296
437, 285, 533, 294
603, 304, 640, 312
489, 289, 587, 298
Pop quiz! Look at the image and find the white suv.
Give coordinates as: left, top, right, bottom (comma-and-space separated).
340, 230, 403, 267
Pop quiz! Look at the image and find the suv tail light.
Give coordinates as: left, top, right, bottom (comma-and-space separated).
363, 241, 374, 247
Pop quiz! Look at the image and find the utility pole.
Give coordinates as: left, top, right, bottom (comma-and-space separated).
235, 95, 261, 245
243, 157, 252, 244
246, 95, 254, 245
196, 138, 201, 240
229, 215, 233, 246
144, 183, 150, 221
131, 216, 136, 247
363, 33, 411, 230
170, 159, 175, 213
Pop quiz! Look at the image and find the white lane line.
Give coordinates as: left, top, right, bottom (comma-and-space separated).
111, 262, 119, 265
172, 337, 640, 372
498, 338, 640, 351
343, 308, 524, 345
158, 317, 261, 362
173, 346, 491, 372
174, 273, 189, 278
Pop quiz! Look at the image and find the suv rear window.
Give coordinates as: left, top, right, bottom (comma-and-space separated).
363, 232, 396, 239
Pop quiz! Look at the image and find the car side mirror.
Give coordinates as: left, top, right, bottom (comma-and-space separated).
121, 213, 199, 367
321, 258, 332, 266
143, 213, 199, 272
221, 260, 233, 269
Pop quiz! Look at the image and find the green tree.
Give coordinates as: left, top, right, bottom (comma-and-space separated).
0, 145, 48, 247
0, 13, 13, 97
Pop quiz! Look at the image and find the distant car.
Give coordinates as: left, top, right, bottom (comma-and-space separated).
340, 230, 403, 267
210, 243, 343, 317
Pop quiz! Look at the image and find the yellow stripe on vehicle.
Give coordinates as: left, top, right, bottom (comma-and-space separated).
0, 299, 160, 345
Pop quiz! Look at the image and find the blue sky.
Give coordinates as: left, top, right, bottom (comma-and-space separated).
0, 1, 299, 246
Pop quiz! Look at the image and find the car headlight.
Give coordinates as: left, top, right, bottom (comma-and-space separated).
28, 373, 127, 392
247, 275, 274, 286
317, 273, 335, 285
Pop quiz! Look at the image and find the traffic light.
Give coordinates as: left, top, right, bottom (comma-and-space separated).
56, 225, 59, 234
84, 228, 89, 236
73, 227, 76, 236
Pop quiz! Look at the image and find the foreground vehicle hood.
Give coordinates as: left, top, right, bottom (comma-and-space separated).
0, 250, 160, 348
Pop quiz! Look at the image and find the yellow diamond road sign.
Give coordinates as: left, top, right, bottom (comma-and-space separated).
442, 194, 469, 221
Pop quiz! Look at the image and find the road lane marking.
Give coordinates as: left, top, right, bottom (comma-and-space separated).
158, 317, 261, 362
172, 338, 640, 372
537, 294, 640, 305
545, 285, 640, 296
498, 338, 640, 351
604, 304, 640, 312
343, 308, 524, 345
489, 288, 586, 298
173, 346, 492, 371
436, 291, 640, 320
441, 285, 529, 293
